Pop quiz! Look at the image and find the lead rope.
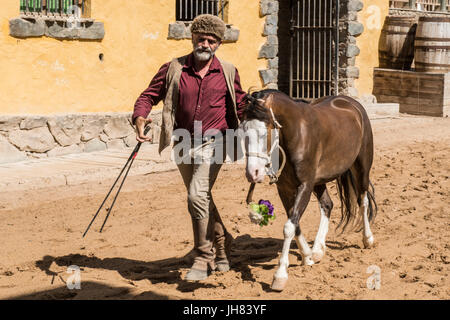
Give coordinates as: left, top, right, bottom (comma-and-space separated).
246, 106, 287, 204
265, 107, 286, 184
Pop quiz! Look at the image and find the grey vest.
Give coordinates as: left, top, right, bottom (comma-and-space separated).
158, 55, 240, 154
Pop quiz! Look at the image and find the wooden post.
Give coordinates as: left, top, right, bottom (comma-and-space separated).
440, 0, 447, 12
408, 0, 416, 10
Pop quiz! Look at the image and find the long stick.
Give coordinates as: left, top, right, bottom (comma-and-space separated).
82, 126, 150, 238
98, 141, 142, 233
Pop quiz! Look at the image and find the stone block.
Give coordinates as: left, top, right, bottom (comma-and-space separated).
223, 26, 240, 43
258, 43, 278, 59
84, 138, 106, 153
104, 117, 134, 139
0, 116, 24, 132
168, 22, 187, 39
268, 57, 279, 69
152, 125, 161, 144
78, 22, 105, 40
346, 44, 360, 58
266, 14, 278, 26
81, 118, 107, 142
265, 83, 278, 90
45, 21, 79, 39
20, 116, 47, 130
8, 127, 55, 153
263, 23, 278, 36
346, 66, 360, 79
9, 18, 45, 38
260, 0, 279, 16
0, 135, 27, 164
48, 117, 82, 147
348, 21, 364, 37
107, 139, 126, 150
259, 69, 278, 85
348, 0, 364, 12
267, 35, 278, 45
124, 134, 138, 148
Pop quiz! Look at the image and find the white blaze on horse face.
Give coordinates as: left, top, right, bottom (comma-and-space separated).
243, 119, 268, 183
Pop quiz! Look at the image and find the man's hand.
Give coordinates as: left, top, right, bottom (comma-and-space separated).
135, 116, 153, 143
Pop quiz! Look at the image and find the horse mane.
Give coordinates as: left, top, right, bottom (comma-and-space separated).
243, 89, 277, 123
243, 89, 311, 122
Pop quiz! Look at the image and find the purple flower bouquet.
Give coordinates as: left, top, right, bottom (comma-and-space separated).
249, 199, 276, 227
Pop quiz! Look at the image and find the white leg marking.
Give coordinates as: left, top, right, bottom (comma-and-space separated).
361, 193, 374, 248
296, 232, 314, 266
274, 220, 295, 280
312, 204, 329, 263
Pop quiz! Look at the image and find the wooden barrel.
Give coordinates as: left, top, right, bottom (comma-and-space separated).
414, 16, 450, 73
379, 16, 417, 70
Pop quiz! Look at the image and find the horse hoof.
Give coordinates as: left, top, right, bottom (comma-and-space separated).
302, 255, 315, 266
271, 277, 288, 292
312, 250, 324, 263
363, 235, 374, 249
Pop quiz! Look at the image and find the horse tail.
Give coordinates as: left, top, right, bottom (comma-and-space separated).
366, 179, 378, 225
335, 168, 360, 233
336, 170, 378, 233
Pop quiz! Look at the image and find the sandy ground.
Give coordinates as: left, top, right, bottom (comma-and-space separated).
0, 115, 448, 300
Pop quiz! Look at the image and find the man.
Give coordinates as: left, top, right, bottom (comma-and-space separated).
132, 14, 247, 281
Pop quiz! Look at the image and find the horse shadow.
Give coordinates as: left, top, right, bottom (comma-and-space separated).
33, 234, 359, 296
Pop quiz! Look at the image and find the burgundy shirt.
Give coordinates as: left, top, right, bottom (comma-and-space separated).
133, 53, 247, 135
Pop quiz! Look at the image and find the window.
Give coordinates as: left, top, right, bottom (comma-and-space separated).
11, 0, 103, 40
389, 0, 449, 11
176, 0, 228, 22
20, 0, 89, 18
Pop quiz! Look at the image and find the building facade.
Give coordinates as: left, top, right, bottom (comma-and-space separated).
0, 0, 390, 163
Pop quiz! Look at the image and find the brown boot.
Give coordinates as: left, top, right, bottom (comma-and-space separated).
184, 216, 216, 281
181, 217, 199, 264
213, 210, 233, 272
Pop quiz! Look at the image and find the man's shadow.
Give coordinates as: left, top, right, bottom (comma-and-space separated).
35, 234, 286, 293
35, 234, 356, 294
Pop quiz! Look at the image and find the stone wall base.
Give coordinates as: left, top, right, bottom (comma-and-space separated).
0, 111, 162, 164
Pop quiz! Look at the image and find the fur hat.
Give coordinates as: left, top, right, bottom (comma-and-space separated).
191, 14, 226, 40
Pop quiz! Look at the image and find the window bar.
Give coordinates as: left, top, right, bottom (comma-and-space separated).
328, 0, 332, 96
195, 0, 198, 18
335, 0, 339, 95
301, 0, 304, 99
289, 0, 294, 98
293, 0, 305, 98
318, 0, 322, 97
313, 0, 316, 98
179, 0, 183, 20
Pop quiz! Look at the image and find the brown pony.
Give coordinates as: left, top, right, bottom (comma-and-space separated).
240, 89, 377, 291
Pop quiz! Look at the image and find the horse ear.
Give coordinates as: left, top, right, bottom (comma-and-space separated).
247, 86, 260, 95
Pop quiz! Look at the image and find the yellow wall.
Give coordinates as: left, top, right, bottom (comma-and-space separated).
0, 0, 266, 115
355, 0, 389, 96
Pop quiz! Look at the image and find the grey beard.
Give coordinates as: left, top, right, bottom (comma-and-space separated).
193, 46, 215, 61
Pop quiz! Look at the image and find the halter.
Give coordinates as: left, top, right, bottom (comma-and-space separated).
245, 106, 286, 184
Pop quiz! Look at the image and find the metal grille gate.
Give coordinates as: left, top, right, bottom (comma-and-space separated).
289, 0, 339, 100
